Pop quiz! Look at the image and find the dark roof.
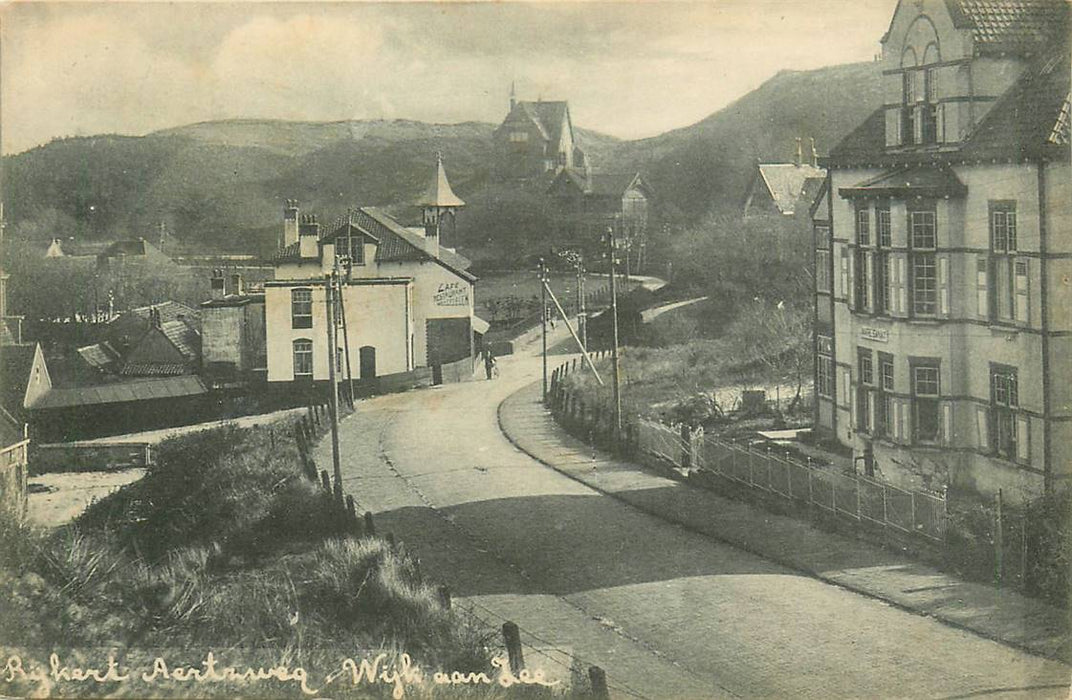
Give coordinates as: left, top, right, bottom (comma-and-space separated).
754, 164, 827, 214
839, 165, 968, 198
1, 344, 37, 414
0, 406, 25, 449
500, 100, 570, 144
128, 300, 199, 325
33, 376, 207, 410
119, 362, 189, 377
200, 293, 261, 309
416, 155, 465, 208
347, 208, 476, 282
76, 342, 121, 370
160, 320, 200, 361
945, 0, 1069, 55
828, 46, 1070, 167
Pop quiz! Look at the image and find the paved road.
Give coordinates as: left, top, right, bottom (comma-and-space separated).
318, 349, 1070, 699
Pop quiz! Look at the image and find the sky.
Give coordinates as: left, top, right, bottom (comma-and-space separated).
1, 1, 898, 155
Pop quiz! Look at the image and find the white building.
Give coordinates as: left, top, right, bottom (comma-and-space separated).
265, 157, 480, 385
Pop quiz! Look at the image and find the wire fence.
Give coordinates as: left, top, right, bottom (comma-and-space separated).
548, 359, 948, 543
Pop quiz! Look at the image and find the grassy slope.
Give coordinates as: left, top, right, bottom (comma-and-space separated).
0, 422, 496, 698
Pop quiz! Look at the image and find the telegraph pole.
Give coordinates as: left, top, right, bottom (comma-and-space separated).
605, 227, 623, 442
576, 254, 587, 351
539, 257, 549, 403
324, 272, 343, 502
335, 258, 355, 407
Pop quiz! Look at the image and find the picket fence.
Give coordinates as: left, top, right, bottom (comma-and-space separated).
548, 359, 948, 542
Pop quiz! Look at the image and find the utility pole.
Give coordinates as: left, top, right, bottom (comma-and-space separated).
576, 256, 587, 351
604, 226, 623, 443
539, 257, 549, 403
324, 272, 343, 502
335, 258, 355, 407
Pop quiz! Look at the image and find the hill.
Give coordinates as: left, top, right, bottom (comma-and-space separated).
2, 119, 620, 257
1, 62, 882, 258
603, 61, 884, 220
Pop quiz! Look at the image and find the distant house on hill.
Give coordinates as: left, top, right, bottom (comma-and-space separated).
743, 138, 827, 217
493, 86, 588, 181
547, 170, 653, 243
43, 238, 109, 260
95, 238, 172, 268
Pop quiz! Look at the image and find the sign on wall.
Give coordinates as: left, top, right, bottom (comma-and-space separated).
860, 327, 889, 343
433, 281, 469, 307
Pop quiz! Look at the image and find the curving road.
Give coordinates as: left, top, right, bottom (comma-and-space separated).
317, 344, 1070, 699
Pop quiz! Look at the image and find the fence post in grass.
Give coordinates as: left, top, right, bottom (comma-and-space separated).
386, 532, 396, 552
995, 489, 1004, 587
364, 511, 376, 537
437, 584, 452, 610
588, 665, 610, 700
346, 494, 357, 528
320, 470, 331, 492
748, 444, 754, 486
680, 423, 691, 469
502, 622, 524, 676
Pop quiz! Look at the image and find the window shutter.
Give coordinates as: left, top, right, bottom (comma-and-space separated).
938, 255, 950, 316
846, 249, 856, 311
843, 369, 852, 406
849, 385, 857, 429
1016, 414, 1030, 463
868, 391, 877, 433
976, 406, 989, 451
897, 254, 908, 315
886, 109, 902, 148
942, 401, 953, 446
913, 106, 924, 144
976, 255, 989, 319
865, 252, 875, 313
936, 103, 945, 143
840, 248, 849, 301
1015, 258, 1029, 324
897, 400, 907, 442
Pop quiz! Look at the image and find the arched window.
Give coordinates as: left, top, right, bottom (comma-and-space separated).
293, 339, 313, 377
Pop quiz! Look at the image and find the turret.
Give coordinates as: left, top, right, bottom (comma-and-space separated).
417, 153, 465, 252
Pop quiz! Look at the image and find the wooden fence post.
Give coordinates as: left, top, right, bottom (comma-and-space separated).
588, 665, 610, 700
437, 584, 452, 610
320, 470, 331, 492
502, 622, 524, 676
680, 423, 691, 469
364, 511, 376, 537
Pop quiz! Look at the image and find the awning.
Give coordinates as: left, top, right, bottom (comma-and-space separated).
471, 316, 491, 335
838, 165, 967, 199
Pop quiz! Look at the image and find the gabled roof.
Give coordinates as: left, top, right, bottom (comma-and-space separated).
828, 44, 1070, 167
755, 163, 827, 215
417, 155, 465, 208
345, 208, 476, 282
120, 362, 189, 377
123, 301, 200, 327
160, 320, 200, 361
499, 100, 570, 144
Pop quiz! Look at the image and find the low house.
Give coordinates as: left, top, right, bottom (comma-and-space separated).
265, 157, 481, 387
547, 170, 653, 242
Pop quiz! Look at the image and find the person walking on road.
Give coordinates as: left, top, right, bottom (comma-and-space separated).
484, 347, 497, 380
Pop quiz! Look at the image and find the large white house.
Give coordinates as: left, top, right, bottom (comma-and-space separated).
265, 157, 480, 385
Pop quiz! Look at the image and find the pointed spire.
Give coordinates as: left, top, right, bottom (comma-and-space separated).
510, 81, 517, 111
418, 152, 465, 208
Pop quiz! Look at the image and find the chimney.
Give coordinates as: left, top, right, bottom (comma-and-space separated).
230, 272, 244, 296
210, 268, 226, 300
810, 137, 819, 168
282, 199, 299, 249
510, 81, 516, 111
794, 138, 803, 167
299, 214, 320, 259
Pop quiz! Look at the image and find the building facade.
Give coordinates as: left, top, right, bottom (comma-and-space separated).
814, 0, 1070, 502
265, 164, 479, 385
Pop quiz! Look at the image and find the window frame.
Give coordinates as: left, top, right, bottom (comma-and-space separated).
291, 288, 313, 329
877, 352, 895, 438
857, 347, 874, 433
910, 359, 941, 444
908, 203, 938, 318
293, 338, 314, 377
989, 363, 1019, 460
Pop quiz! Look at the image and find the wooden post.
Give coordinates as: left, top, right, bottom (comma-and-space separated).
680, 423, 691, 469
325, 272, 343, 502
364, 511, 376, 537
386, 532, 396, 551
346, 495, 357, 526
588, 665, 610, 700
502, 621, 524, 676
995, 489, 1004, 586
320, 470, 331, 492
437, 584, 452, 610
1021, 512, 1028, 588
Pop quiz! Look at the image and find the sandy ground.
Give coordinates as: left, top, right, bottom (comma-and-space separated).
26, 469, 146, 527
